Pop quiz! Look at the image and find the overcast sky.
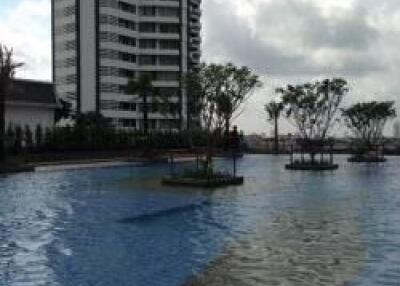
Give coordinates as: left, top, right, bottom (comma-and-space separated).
1, 0, 399, 135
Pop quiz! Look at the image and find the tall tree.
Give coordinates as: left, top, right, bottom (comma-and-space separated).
215, 63, 260, 137
126, 74, 154, 135
342, 101, 396, 150
265, 100, 284, 154
153, 88, 180, 131
0, 45, 23, 160
277, 78, 348, 162
185, 63, 227, 172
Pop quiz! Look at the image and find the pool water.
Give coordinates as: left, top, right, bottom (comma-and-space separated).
0, 155, 399, 286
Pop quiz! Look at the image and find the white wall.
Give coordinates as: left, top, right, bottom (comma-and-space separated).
5, 103, 55, 130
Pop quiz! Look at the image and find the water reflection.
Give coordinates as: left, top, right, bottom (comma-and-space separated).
187, 206, 364, 286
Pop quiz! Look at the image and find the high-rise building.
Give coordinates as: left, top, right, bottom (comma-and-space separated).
52, 0, 201, 130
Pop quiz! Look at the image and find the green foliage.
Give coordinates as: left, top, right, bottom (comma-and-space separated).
214, 63, 261, 133
14, 125, 22, 153
265, 101, 284, 122
6, 123, 15, 152
75, 112, 112, 129
0, 44, 24, 94
24, 125, 33, 150
0, 44, 24, 160
185, 63, 260, 133
126, 74, 155, 134
126, 73, 154, 96
277, 78, 348, 140
55, 98, 72, 123
265, 100, 284, 153
35, 124, 43, 147
342, 101, 397, 147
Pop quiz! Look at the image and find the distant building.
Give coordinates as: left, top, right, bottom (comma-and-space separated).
394, 121, 400, 138
52, 0, 202, 130
5, 79, 58, 130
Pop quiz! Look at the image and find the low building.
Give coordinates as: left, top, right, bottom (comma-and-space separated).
5, 79, 57, 130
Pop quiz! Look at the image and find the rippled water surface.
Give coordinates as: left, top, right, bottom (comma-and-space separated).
0, 155, 400, 286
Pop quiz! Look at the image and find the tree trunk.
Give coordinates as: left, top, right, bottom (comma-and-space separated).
0, 87, 5, 161
274, 117, 279, 155
310, 152, 316, 164
224, 118, 230, 151
143, 91, 149, 136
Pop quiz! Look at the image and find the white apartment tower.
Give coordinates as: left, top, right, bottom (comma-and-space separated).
52, 0, 201, 130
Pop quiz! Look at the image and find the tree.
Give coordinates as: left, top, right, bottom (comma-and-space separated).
35, 124, 43, 149
75, 111, 112, 129
214, 63, 260, 137
184, 63, 226, 173
126, 74, 154, 135
277, 78, 348, 162
0, 44, 24, 160
24, 125, 33, 151
153, 89, 180, 131
342, 101, 396, 152
55, 98, 73, 123
14, 125, 23, 154
265, 100, 284, 154
184, 63, 259, 171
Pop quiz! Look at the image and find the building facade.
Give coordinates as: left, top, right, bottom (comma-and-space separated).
5, 79, 57, 130
52, 0, 201, 130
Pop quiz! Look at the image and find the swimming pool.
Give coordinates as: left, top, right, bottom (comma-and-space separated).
0, 155, 399, 286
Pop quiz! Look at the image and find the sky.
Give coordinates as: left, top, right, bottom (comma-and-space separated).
1, 0, 399, 135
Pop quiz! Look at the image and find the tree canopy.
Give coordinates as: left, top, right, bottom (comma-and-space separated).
0, 44, 24, 160
265, 100, 284, 122
126, 74, 155, 134
0, 45, 24, 95
342, 101, 397, 146
277, 78, 348, 141
185, 63, 260, 134
214, 63, 261, 134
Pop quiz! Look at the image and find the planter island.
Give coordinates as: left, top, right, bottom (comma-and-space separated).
348, 144, 387, 163
286, 139, 339, 171
161, 150, 244, 188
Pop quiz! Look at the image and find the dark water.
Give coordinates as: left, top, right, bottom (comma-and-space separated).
0, 155, 399, 286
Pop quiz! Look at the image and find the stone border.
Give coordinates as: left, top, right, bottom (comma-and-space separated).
285, 163, 339, 171
348, 157, 387, 163
162, 176, 244, 188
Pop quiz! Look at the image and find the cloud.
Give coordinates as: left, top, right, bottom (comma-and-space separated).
202, 0, 400, 134
203, 0, 383, 77
0, 0, 51, 81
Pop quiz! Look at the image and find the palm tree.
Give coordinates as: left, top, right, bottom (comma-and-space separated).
0, 45, 24, 160
265, 100, 284, 154
126, 74, 154, 135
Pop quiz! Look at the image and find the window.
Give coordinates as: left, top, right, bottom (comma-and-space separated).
139, 23, 156, 33
119, 18, 136, 30
119, 1, 136, 13
119, 52, 136, 63
159, 55, 180, 66
159, 24, 180, 34
119, 35, 136, 47
139, 55, 156, 66
139, 39, 157, 49
159, 40, 180, 50
140, 6, 156, 16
